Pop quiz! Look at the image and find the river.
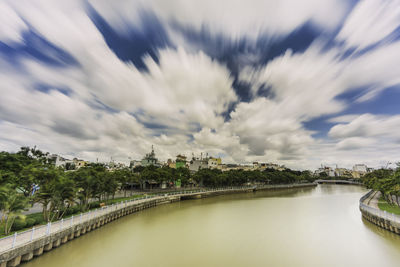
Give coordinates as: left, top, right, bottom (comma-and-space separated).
23, 185, 400, 267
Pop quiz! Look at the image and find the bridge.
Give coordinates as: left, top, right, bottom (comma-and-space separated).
315, 179, 363, 185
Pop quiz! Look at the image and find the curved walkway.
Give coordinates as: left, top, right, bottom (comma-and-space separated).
359, 190, 400, 235
363, 190, 380, 209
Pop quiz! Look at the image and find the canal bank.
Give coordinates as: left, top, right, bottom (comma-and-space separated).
360, 191, 400, 235
0, 183, 316, 266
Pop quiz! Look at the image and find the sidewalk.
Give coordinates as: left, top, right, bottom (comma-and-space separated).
363, 191, 380, 209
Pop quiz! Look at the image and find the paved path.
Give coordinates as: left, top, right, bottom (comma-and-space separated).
363, 191, 380, 209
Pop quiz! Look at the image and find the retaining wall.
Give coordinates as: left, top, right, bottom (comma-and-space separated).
359, 190, 400, 235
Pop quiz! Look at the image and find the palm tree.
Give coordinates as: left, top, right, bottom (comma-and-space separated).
0, 185, 29, 234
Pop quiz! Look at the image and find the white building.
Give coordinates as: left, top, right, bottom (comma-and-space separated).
208, 158, 219, 169
353, 164, 368, 173
189, 158, 208, 172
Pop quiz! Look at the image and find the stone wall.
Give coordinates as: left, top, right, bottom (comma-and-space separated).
359, 191, 400, 235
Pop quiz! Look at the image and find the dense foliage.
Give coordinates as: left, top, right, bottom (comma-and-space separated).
0, 148, 139, 233
192, 168, 314, 187
362, 165, 400, 206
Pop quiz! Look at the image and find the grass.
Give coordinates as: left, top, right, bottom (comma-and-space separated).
378, 196, 400, 215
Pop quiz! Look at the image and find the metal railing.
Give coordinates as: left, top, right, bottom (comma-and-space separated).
0, 183, 314, 253
359, 190, 400, 224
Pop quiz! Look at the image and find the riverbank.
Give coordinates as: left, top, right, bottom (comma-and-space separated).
0, 183, 316, 266
360, 191, 400, 235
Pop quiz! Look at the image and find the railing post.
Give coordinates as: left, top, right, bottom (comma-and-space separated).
71, 215, 74, 226
80, 213, 82, 223
60, 218, 64, 230
12, 232, 17, 248
46, 222, 50, 235
30, 227, 35, 241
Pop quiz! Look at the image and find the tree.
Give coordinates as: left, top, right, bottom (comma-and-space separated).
33, 166, 66, 221
69, 165, 104, 210
49, 175, 76, 220
176, 167, 191, 186
0, 185, 29, 234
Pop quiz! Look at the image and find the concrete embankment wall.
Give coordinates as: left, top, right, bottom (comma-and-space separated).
359, 191, 400, 235
0, 183, 316, 266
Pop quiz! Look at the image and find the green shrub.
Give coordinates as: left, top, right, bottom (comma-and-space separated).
72, 205, 81, 213
25, 218, 36, 228
11, 217, 27, 231
64, 205, 82, 216
89, 202, 100, 209
26, 213, 45, 225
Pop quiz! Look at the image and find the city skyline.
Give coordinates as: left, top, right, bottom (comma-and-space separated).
1, 0, 400, 170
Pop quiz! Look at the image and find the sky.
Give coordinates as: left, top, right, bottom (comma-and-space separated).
1, 0, 400, 170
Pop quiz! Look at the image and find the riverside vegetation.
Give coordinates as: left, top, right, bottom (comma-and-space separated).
362, 164, 400, 213
0, 147, 314, 236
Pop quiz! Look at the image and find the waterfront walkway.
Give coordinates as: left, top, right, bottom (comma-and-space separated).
359, 190, 400, 236
363, 190, 380, 209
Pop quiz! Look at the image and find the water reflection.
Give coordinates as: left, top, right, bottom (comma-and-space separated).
362, 216, 400, 241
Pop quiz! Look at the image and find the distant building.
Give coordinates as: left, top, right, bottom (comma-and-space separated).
54, 155, 69, 168
176, 154, 187, 168
315, 166, 335, 177
73, 158, 87, 169
353, 164, 368, 173
129, 160, 142, 169
167, 159, 176, 169
208, 157, 220, 169
334, 168, 351, 177
141, 145, 160, 167
189, 157, 208, 172
50, 154, 76, 170
253, 162, 283, 171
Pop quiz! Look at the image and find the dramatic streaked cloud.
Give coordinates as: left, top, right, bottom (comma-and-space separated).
1, 0, 400, 170
337, 0, 400, 50
0, 2, 28, 44
90, 0, 350, 39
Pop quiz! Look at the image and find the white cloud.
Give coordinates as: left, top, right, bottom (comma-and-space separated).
227, 97, 314, 162
90, 0, 350, 40
0, 0, 240, 164
335, 137, 377, 150
329, 114, 400, 141
0, 1, 27, 43
327, 115, 361, 123
337, 0, 400, 50
300, 113, 400, 169
1, 0, 400, 171
241, 44, 348, 119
